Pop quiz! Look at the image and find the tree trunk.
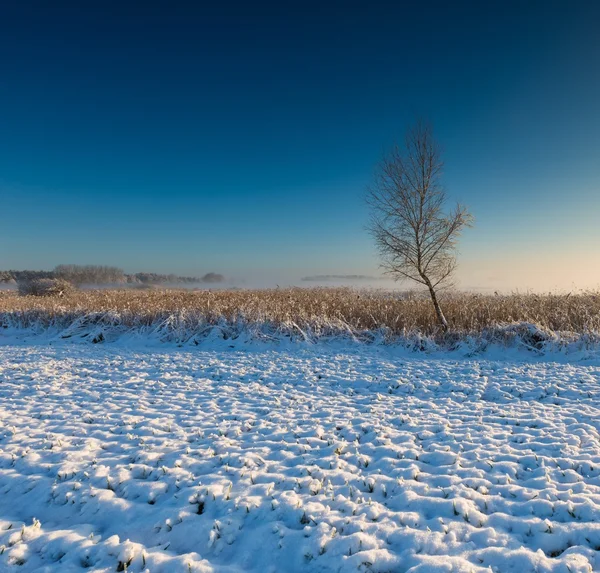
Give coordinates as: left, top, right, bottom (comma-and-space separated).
423, 278, 448, 332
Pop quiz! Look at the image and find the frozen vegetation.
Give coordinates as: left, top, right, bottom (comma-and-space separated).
2, 288, 600, 349
1, 336, 600, 572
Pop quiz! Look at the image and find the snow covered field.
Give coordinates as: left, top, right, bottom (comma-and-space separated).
1, 342, 600, 572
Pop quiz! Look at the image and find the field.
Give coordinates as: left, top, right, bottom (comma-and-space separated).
1, 289, 600, 572
2, 288, 600, 347
1, 342, 600, 572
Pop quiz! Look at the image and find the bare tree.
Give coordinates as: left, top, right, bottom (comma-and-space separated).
367, 121, 473, 331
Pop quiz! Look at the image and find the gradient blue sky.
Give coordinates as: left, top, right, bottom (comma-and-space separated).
1, 1, 599, 290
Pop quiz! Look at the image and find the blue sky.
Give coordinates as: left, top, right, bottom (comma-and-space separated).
1, 1, 599, 290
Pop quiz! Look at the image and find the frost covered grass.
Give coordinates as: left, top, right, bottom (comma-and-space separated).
1, 344, 600, 572
1, 288, 600, 350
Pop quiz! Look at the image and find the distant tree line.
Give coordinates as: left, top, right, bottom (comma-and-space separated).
54, 265, 125, 285
0, 270, 54, 283
0, 265, 224, 285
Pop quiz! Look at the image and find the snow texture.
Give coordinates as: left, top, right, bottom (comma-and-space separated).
1, 342, 600, 572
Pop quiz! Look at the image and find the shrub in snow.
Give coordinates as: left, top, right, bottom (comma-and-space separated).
490, 322, 555, 350
18, 278, 75, 297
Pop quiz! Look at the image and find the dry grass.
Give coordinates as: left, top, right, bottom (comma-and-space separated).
1, 287, 600, 338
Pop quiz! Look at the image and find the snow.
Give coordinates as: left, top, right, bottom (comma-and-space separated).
1, 341, 600, 572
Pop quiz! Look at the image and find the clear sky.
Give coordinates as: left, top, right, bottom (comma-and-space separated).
1, 0, 599, 291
